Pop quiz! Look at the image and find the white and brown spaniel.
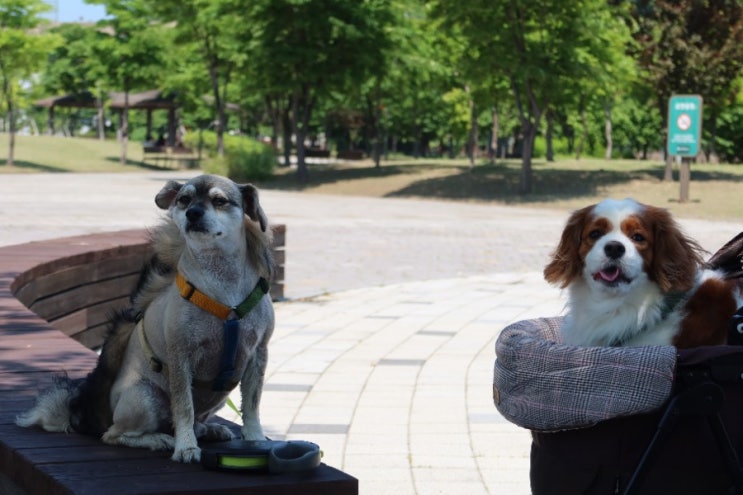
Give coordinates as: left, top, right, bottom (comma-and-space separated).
544, 198, 741, 348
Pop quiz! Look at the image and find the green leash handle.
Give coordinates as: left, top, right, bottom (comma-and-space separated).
201, 440, 322, 474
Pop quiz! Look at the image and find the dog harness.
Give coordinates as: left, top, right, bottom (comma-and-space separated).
606, 290, 687, 347
138, 273, 270, 392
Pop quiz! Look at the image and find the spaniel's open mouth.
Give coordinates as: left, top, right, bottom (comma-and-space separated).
593, 265, 630, 286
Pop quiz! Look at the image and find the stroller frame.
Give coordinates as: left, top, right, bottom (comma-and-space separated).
625, 353, 743, 494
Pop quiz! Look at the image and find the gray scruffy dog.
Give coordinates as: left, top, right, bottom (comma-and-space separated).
17, 174, 275, 463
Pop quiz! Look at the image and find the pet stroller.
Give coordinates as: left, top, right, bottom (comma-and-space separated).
493, 234, 743, 495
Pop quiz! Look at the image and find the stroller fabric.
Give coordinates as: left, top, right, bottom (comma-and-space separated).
493, 317, 677, 431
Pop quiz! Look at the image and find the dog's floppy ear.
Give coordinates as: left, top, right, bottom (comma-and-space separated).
646, 205, 705, 292
240, 183, 268, 232
544, 205, 592, 288
155, 181, 183, 210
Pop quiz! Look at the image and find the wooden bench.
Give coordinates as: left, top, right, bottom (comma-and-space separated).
142, 145, 200, 169
0, 228, 358, 495
305, 148, 331, 158
336, 150, 364, 160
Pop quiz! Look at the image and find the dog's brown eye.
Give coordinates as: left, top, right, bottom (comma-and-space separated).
177, 195, 191, 207
588, 229, 603, 240
212, 197, 228, 207
632, 233, 646, 242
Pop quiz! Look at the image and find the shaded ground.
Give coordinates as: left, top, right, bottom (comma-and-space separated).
256, 159, 743, 221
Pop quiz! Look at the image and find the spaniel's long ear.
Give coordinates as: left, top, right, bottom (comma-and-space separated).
544, 205, 593, 288
646, 205, 705, 292
240, 183, 268, 232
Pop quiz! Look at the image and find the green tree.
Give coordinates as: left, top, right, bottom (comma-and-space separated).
43, 23, 107, 138
612, 93, 663, 159
143, 0, 251, 157
433, 0, 632, 193
249, 0, 392, 181
89, 0, 170, 164
632, 0, 743, 171
0, 0, 58, 166
372, 1, 454, 159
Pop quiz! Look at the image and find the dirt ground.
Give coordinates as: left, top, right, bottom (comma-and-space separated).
257, 158, 743, 221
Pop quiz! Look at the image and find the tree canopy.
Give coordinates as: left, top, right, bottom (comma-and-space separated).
5, 0, 743, 189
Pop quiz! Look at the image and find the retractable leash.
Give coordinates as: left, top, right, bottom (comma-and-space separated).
201, 440, 322, 474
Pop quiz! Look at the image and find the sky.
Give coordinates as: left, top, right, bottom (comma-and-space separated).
44, 0, 107, 23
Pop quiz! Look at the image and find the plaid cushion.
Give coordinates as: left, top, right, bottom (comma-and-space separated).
493, 317, 677, 431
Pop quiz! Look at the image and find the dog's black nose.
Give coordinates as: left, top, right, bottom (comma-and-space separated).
604, 241, 625, 260
186, 206, 205, 223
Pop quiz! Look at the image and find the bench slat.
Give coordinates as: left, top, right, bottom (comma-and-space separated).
14, 253, 147, 307
29, 274, 140, 322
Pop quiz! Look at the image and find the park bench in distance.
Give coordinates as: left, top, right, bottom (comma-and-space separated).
142, 144, 201, 169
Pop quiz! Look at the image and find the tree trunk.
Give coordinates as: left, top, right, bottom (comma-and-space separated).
707, 111, 718, 163
413, 124, 422, 158
521, 121, 537, 194
282, 106, 292, 168
366, 79, 383, 168
490, 105, 499, 162
604, 102, 613, 160
48, 106, 55, 135
120, 91, 129, 166
511, 76, 544, 194
576, 98, 587, 160
207, 63, 226, 157
7, 102, 15, 167
265, 96, 279, 151
545, 109, 554, 162
97, 85, 105, 140
372, 79, 382, 168
466, 85, 477, 168
1, 65, 14, 166
294, 85, 315, 183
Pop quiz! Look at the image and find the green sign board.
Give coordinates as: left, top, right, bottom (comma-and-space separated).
667, 94, 703, 157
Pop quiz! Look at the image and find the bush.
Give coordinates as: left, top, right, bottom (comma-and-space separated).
184, 131, 277, 181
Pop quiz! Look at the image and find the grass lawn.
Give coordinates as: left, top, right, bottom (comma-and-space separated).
2, 134, 743, 221
0, 134, 166, 173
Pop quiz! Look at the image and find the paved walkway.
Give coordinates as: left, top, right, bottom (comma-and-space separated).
2, 171, 741, 494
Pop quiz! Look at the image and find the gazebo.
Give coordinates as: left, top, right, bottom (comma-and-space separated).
34, 91, 99, 135
109, 90, 178, 145
35, 89, 179, 145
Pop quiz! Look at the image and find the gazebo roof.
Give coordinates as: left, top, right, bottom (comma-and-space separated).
109, 90, 177, 110
34, 91, 98, 109
34, 90, 177, 110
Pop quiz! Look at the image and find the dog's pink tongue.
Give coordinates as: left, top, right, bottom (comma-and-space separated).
597, 267, 620, 282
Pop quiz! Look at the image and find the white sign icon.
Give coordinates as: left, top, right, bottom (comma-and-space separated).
677, 113, 692, 131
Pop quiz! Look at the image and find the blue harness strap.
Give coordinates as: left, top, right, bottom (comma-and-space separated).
212, 319, 241, 391
177, 275, 270, 392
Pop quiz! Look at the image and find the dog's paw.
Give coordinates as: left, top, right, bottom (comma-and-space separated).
241, 423, 266, 441
172, 446, 201, 463
197, 423, 235, 442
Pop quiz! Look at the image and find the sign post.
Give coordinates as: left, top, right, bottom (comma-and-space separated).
667, 94, 703, 203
